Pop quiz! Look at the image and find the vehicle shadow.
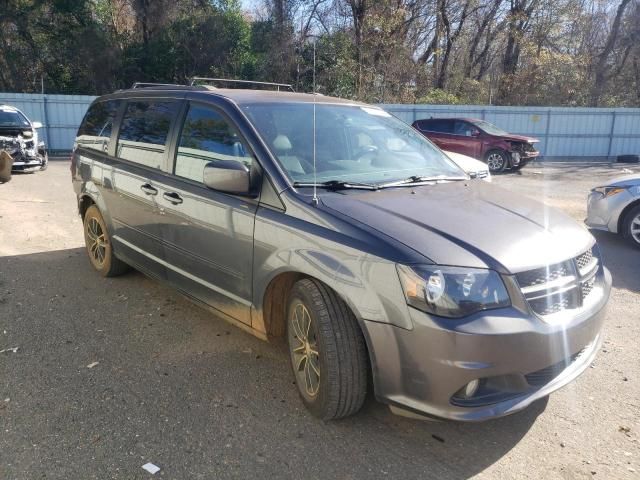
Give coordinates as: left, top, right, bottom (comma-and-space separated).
592, 230, 640, 293
0, 248, 542, 479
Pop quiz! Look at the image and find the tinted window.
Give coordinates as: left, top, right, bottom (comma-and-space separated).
453, 120, 475, 136
419, 119, 453, 134
117, 100, 178, 168
175, 104, 253, 183
77, 100, 121, 151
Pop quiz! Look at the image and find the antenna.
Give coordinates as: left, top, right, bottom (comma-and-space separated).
312, 38, 318, 207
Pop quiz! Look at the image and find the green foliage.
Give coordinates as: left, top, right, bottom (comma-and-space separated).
416, 89, 462, 105
0, 0, 638, 107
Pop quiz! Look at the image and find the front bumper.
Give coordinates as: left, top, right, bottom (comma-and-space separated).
11, 156, 46, 172
510, 150, 539, 166
585, 190, 635, 233
364, 267, 611, 421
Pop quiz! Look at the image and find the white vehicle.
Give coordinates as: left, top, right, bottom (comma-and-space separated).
443, 150, 491, 182
0, 104, 48, 176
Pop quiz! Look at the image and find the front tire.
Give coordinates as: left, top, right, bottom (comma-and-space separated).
485, 149, 509, 173
622, 205, 640, 249
39, 153, 48, 171
83, 205, 129, 276
286, 278, 367, 420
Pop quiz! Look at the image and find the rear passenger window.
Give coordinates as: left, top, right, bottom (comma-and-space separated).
77, 100, 121, 151
117, 100, 178, 168
175, 104, 253, 183
420, 119, 453, 133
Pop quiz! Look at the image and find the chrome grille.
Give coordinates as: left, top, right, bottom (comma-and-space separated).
516, 262, 571, 288
517, 247, 600, 317
581, 275, 595, 299
576, 249, 592, 270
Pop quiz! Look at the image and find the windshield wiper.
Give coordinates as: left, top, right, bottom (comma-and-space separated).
293, 180, 379, 191
377, 175, 467, 189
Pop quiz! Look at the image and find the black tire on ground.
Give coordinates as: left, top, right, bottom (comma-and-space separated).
485, 149, 509, 173
616, 154, 640, 164
83, 205, 130, 276
286, 278, 368, 420
39, 153, 48, 171
622, 205, 640, 249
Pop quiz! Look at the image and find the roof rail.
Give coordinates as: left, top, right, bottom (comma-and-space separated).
189, 77, 294, 92
131, 82, 184, 89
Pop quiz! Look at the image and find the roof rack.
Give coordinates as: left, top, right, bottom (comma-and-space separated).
131, 82, 183, 89
189, 77, 294, 92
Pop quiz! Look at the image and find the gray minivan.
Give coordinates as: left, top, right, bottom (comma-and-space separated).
72, 84, 611, 421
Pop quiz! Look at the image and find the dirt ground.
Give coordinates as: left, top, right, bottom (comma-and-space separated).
0, 160, 639, 479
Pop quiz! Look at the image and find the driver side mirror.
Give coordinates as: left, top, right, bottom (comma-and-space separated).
32, 121, 43, 129
203, 160, 251, 195
470, 129, 480, 137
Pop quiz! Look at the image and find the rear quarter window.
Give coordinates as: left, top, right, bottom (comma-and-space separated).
117, 100, 179, 169
77, 100, 122, 152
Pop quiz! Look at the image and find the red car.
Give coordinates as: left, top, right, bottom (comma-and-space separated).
412, 118, 540, 173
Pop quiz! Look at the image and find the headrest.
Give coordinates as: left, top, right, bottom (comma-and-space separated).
273, 134, 292, 150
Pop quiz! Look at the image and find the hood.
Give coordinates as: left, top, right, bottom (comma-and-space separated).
0, 126, 32, 137
320, 181, 593, 273
501, 134, 539, 144
444, 151, 489, 173
602, 173, 640, 187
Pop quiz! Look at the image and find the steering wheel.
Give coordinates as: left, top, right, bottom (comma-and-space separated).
353, 145, 379, 161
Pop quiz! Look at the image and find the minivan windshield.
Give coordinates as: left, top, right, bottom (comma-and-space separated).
242, 103, 464, 184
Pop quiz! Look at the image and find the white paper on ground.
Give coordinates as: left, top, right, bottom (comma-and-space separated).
142, 463, 161, 474
86, 361, 99, 368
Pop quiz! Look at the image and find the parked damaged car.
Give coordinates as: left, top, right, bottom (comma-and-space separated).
0, 105, 48, 180
412, 117, 539, 173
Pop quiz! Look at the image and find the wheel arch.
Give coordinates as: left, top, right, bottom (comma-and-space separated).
78, 194, 96, 220
618, 199, 640, 234
260, 270, 376, 397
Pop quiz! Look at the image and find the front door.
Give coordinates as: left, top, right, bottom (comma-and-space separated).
155, 102, 259, 325
449, 120, 482, 158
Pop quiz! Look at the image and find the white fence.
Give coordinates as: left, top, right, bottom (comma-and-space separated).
0, 93, 96, 154
1, 92, 639, 158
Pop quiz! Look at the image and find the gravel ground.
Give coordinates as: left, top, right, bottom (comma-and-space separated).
0, 160, 639, 479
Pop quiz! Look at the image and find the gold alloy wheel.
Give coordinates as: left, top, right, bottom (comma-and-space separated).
86, 216, 107, 268
289, 302, 321, 397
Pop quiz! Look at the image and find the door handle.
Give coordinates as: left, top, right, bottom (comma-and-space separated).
163, 191, 183, 205
140, 183, 158, 196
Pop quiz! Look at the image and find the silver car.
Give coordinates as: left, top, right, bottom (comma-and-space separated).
586, 173, 640, 248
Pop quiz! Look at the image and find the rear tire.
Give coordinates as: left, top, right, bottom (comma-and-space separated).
286, 278, 368, 420
485, 149, 508, 173
83, 205, 129, 276
622, 205, 640, 249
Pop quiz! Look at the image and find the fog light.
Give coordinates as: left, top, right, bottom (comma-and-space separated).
463, 379, 479, 398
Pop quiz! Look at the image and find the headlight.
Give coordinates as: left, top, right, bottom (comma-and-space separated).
592, 186, 626, 198
396, 265, 510, 318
